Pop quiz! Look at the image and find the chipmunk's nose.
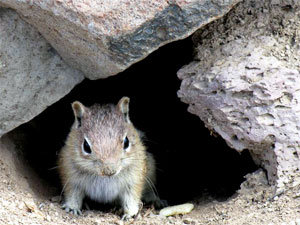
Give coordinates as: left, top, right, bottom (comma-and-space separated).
102, 166, 117, 177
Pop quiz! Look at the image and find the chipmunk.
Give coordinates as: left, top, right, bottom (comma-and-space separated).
58, 97, 165, 220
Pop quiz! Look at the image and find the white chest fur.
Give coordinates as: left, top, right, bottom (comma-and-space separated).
78, 174, 127, 203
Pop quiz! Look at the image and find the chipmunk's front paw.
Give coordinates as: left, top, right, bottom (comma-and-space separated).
121, 202, 140, 220
121, 209, 138, 220
121, 213, 134, 221
62, 203, 82, 216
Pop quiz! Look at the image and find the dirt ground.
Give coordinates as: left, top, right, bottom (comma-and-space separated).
1, 134, 300, 225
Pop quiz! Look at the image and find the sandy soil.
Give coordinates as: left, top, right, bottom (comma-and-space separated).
1, 135, 300, 225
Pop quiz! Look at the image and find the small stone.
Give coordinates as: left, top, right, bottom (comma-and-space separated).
93, 219, 102, 225
24, 200, 36, 213
50, 196, 61, 203
149, 212, 156, 218
115, 221, 124, 225
45, 215, 51, 222
183, 218, 195, 224
38, 203, 45, 210
294, 191, 300, 198
271, 0, 280, 4
17, 202, 24, 210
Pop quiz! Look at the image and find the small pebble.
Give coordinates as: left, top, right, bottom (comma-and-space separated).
149, 212, 156, 218
24, 200, 36, 213
294, 192, 300, 198
45, 215, 51, 222
183, 218, 195, 224
38, 203, 45, 210
18, 202, 24, 210
93, 219, 103, 225
115, 221, 124, 225
50, 196, 61, 203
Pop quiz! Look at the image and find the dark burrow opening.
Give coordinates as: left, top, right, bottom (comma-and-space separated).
11, 37, 258, 207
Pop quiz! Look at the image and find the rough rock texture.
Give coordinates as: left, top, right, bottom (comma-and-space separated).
0, 0, 240, 79
0, 8, 84, 137
178, 0, 300, 190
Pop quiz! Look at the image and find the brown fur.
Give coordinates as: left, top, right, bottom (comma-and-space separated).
58, 97, 163, 219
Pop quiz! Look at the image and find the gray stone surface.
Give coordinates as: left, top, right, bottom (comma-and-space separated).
0, 8, 84, 137
0, 0, 240, 79
178, 1, 300, 190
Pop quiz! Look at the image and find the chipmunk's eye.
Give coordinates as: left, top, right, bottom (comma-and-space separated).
123, 136, 130, 151
82, 138, 92, 154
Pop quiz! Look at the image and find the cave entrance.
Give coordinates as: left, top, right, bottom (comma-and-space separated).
9, 37, 258, 205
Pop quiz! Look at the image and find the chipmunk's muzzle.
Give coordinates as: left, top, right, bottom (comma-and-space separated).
100, 164, 120, 177
102, 167, 116, 176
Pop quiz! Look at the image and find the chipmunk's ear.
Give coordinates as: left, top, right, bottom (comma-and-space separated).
117, 97, 130, 123
72, 101, 86, 127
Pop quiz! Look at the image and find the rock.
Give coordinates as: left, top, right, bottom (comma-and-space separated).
0, 0, 240, 79
238, 169, 271, 203
0, 8, 84, 137
178, 1, 300, 189
50, 196, 61, 203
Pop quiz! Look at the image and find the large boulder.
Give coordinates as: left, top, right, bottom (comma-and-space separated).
0, 0, 240, 79
0, 8, 84, 137
178, 0, 300, 190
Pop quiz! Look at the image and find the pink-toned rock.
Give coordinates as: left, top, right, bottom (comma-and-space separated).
0, 0, 240, 79
178, 0, 300, 190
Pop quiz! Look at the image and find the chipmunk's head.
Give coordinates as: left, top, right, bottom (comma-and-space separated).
71, 97, 143, 177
